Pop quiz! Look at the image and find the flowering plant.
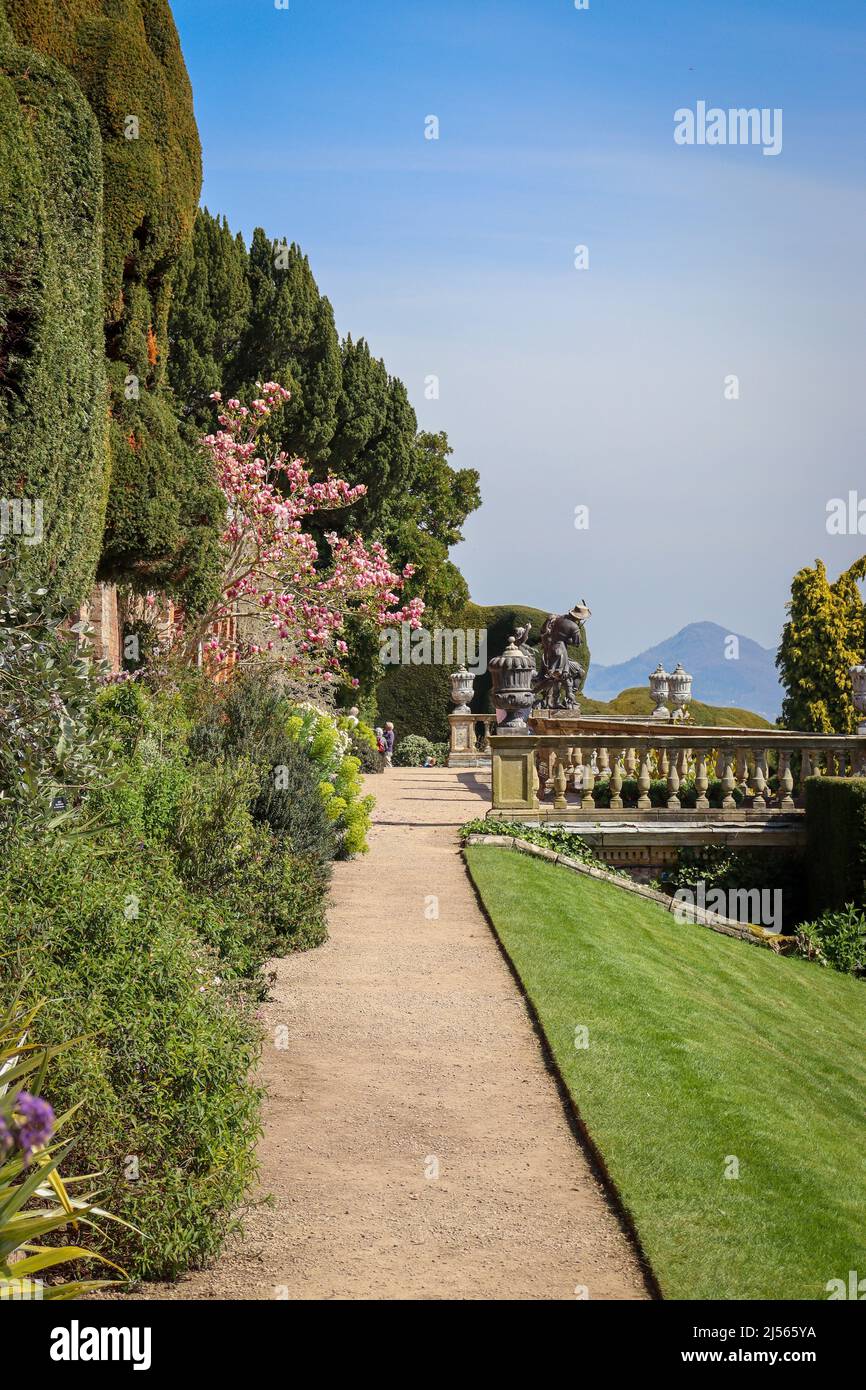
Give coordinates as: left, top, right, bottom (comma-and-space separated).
179, 383, 423, 685
0, 997, 131, 1301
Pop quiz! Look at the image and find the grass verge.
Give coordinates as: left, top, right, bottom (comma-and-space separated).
464, 845, 866, 1300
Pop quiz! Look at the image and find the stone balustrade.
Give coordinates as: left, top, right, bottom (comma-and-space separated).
489, 725, 866, 818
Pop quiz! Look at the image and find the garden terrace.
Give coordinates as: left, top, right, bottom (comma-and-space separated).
485, 720, 866, 873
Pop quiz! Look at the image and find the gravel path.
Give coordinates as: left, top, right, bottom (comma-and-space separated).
143, 767, 649, 1300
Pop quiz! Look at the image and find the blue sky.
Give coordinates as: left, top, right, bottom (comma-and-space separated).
172, 0, 866, 664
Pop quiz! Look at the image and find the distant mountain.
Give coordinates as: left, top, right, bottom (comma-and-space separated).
584, 622, 782, 721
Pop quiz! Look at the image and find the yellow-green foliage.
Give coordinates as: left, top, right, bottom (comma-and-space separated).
777, 557, 866, 734
3, 0, 221, 608
286, 704, 374, 854
0, 30, 108, 599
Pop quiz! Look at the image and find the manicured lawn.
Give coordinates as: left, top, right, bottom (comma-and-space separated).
465, 846, 866, 1301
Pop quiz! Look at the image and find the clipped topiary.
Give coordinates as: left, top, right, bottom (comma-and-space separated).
3, 0, 222, 609
0, 27, 108, 600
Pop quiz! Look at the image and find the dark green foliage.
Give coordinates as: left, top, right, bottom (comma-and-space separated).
100, 370, 223, 610
661, 843, 806, 932
805, 776, 866, 915
0, 833, 262, 1280
4, 0, 223, 608
168, 209, 251, 423
186, 674, 337, 862
0, 36, 107, 599
231, 229, 342, 466
219, 826, 329, 957
796, 904, 866, 978
376, 660, 453, 743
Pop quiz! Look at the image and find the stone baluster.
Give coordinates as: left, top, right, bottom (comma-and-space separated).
571, 745, 583, 792
777, 749, 795, 810
735, 749, 749, 795
800, 748, 813, 795
695, 754, 710, 810
531, 754, 540, 809
659, 747, 670, 778
751, 749, 768, 809
553, 755, 568, 811
581, 758, 596, 810
667, 752, 681, 809
535, 750, 547, 799
625, 747, 637, 777
835, 747, 847, 778
609, 753, 624, 809
678, 748, 690, 782
719, 748, 737, 810
637, 748, 652, 810
597, 746, 610, 781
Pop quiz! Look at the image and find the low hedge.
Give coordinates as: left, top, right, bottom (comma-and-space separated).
804, 777, 866, 916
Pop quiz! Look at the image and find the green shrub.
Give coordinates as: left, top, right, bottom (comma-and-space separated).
804, 777, 866, 915
0, 834, 262, 1281
219, 828, 329, 957
350, 721, 385, 774
173, 758, 260, 895
187, 677, 338, 861
393, 734, 447, 767
796, 904, 866, 978
460, 817, 626, 877
252, 740, 337, 861
0, 579, 118, 833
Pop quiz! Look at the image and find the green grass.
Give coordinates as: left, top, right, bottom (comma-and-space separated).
579, 685, 773, 728
465, 846, 866, 1300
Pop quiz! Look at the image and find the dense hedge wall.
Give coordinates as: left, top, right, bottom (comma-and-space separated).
0, 34, 107, 600
3, 0, 222, 609
805, 777, 866, 916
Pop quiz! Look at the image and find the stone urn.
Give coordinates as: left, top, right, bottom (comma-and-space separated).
669, 662, 693, 721
851, 661, 866, 732
649, 663, 671, 720
489, 635, 536, 732
449, 664, 475, 715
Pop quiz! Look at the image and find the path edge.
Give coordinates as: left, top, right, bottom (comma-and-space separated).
461, 842, 664, 1302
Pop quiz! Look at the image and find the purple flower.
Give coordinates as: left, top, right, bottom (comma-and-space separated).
13, 1092, 55, 1159
0, 1114, 13, 1158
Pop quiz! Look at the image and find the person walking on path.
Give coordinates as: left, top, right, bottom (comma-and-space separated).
383, 722, 395, 768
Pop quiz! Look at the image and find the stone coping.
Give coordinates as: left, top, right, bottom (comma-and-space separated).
463, 834, 790, 953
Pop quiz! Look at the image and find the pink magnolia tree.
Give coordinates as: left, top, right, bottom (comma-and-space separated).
176, 382, 423, 686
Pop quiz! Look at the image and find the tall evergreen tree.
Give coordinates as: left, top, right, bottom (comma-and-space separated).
777, 556, 866, 733
169, 210, 250, 423
229, 230, 341, 466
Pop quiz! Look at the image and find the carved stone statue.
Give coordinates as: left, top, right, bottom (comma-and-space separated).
531, 601, 591, 711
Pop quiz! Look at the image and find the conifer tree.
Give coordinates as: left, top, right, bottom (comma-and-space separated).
777, 556, 866, 733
